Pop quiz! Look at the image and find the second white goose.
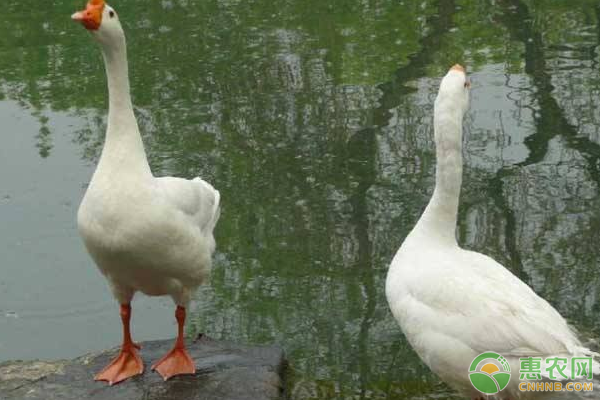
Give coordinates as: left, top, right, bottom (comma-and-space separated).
386, 64, 598, 399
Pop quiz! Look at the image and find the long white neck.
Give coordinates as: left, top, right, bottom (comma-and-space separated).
415, 100, 464, 245
96, 32, 150, 176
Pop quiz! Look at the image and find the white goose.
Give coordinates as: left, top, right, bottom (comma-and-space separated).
385, 65, 598, 399
72, 0, 220, 385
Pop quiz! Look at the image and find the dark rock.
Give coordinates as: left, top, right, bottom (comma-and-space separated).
0, 335, 286, 400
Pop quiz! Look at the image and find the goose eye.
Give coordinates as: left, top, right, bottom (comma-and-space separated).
109, 10, 115, 18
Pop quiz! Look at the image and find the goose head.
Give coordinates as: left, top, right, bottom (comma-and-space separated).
72, 0, 124, 47
436, 64, 470, 116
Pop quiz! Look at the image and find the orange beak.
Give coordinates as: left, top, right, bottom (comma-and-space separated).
72, 0, 105, 31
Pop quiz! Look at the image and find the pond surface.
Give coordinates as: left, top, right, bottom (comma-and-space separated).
1, 0, 600, 398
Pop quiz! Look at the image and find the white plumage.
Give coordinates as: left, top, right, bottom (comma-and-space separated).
385, 65, 598, 399
73, 0, 219, 384
78, 175, 220, 306
76, 4, 219, 315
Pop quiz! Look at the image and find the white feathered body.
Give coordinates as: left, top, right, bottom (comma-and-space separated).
78, 165, 220, 306
386, 227, 597, 398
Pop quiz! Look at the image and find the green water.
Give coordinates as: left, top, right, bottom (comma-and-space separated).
1, 0, 600, 398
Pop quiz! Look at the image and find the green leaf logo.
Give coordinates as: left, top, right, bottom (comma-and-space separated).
469, 352, 511, 394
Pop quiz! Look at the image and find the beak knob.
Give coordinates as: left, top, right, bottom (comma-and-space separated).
72, 1, 104, 30
71, 11, 85, 21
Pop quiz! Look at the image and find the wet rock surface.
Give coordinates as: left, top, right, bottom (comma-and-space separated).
0, 335, 286, 400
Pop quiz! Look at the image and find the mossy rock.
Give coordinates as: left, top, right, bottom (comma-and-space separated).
0, 335, 286, 400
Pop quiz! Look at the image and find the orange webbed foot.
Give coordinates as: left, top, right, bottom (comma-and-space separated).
94, 344, 144, 385
151, 346, 195, 381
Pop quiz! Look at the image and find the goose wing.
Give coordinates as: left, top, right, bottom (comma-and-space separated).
156, 176, 220, 234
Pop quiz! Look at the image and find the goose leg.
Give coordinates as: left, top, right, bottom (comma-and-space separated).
95, 304, 144, 385
151, 306, 195, 380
